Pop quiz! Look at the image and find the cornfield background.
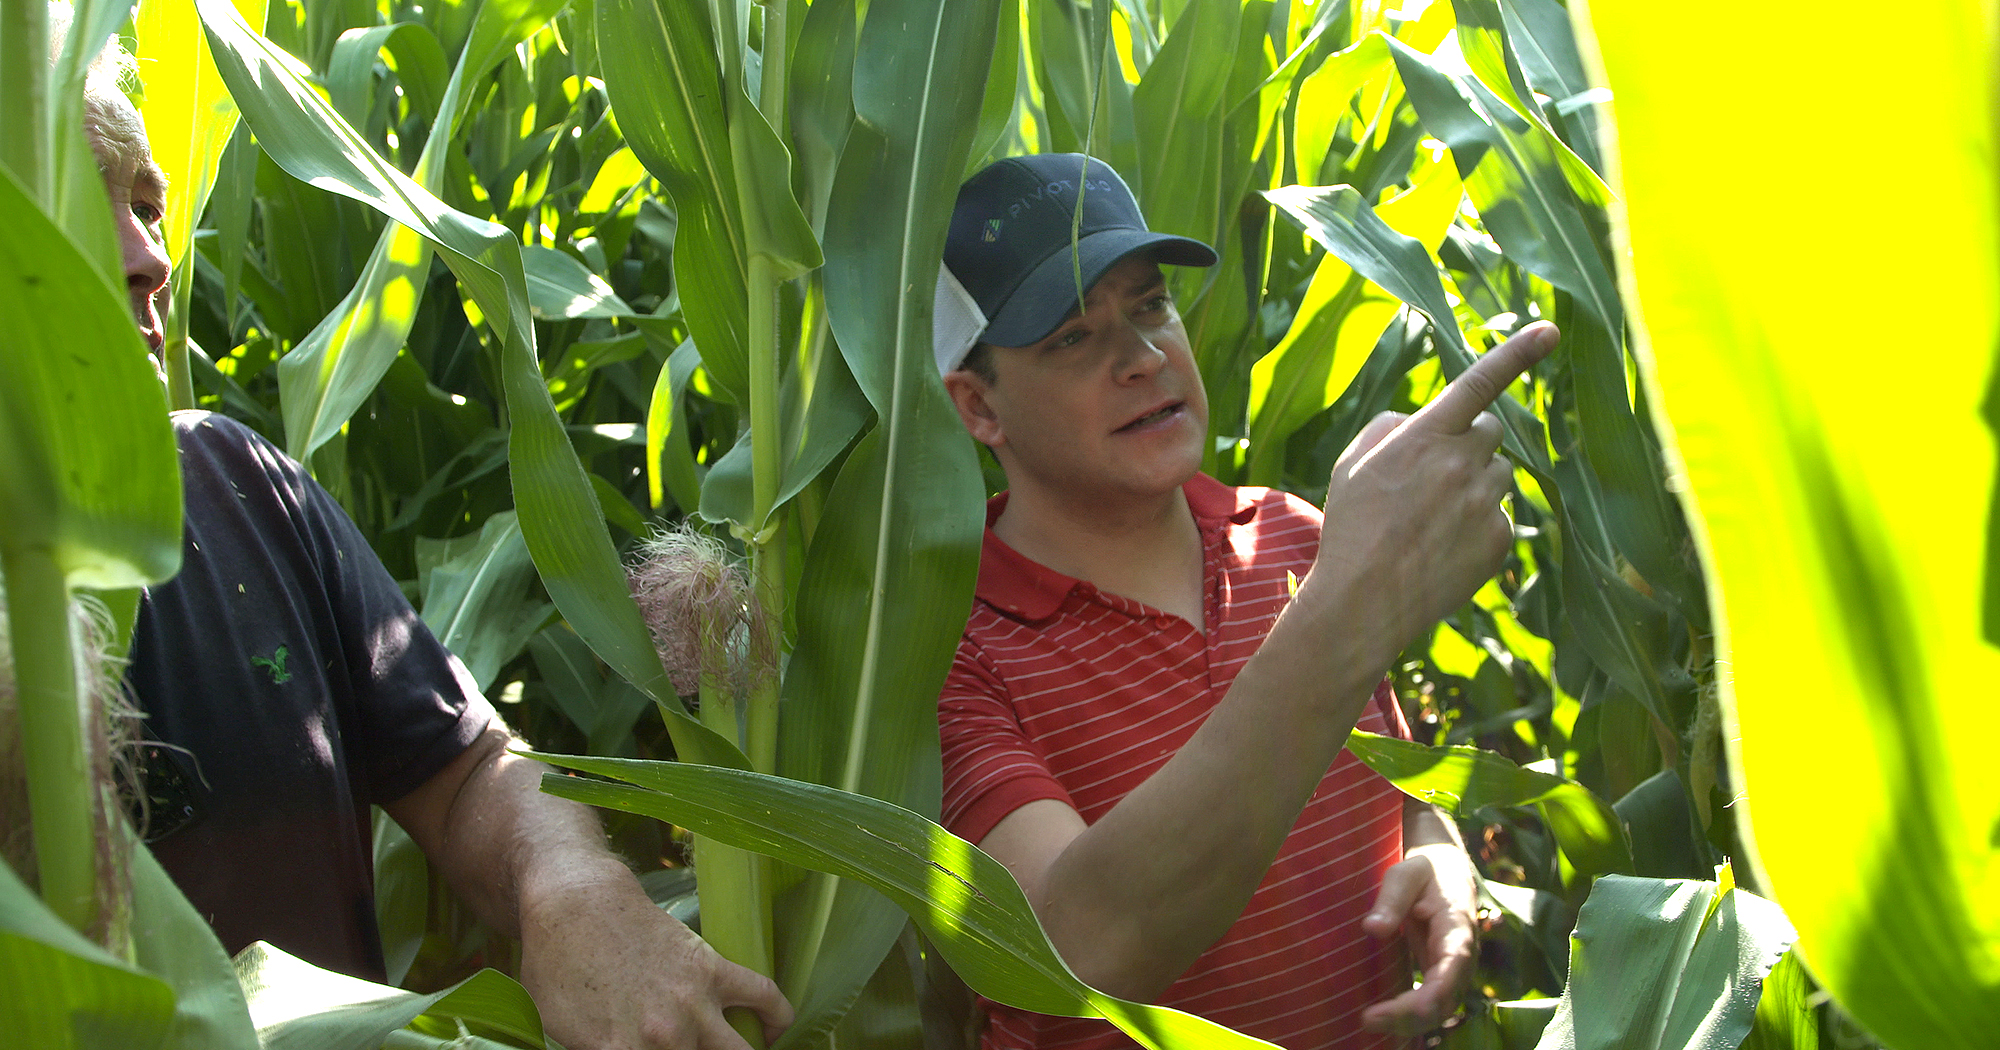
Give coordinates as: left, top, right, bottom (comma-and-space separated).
1, 0, 1994, 1048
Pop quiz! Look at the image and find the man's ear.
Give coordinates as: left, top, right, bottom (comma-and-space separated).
942, 370, 1006, 449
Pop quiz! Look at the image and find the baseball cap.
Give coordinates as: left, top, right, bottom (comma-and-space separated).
933, 153, 1217, 375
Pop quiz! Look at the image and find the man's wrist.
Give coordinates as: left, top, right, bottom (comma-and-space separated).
516, 847, 646, 929
1272, 563, 1404, 709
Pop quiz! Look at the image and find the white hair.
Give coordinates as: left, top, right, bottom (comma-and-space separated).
46, 1, 140, 105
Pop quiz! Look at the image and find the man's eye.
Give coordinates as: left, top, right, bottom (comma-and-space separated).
1140, 294, 1172, 314
1052, 328, 1087, 349
133, 202, 163, 225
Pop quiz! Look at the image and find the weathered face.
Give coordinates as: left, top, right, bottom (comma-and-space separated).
85, 88, 170, 354
947, 255, 1210, 509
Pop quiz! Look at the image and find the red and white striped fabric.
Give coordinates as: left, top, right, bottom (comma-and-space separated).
940, 473, 1412, 1050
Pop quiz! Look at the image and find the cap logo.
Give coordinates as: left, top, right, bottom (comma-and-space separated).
1002, 176, 1117, 220
983, 218, 1003, 242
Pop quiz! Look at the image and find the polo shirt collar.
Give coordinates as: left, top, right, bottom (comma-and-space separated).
975, 473, 1261, 621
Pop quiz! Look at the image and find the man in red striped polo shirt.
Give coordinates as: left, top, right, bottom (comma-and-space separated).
931, 153, 1558, 1049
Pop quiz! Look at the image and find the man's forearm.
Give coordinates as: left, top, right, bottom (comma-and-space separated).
1016, 570, 1395, 1001
385, 726, 631, 938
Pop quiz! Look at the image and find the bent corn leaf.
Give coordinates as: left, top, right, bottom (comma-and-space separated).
1347, 730, 1632, 879
532, 754, 1282, 1050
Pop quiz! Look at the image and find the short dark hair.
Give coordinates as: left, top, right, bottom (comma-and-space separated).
959, 342, 997, 385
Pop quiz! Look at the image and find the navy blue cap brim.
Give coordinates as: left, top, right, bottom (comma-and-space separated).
979, 228, 1218, 349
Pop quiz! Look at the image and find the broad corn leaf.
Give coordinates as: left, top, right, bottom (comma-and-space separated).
595, 0, 751, 405
0, 164, 180, 589
128, 838, 260, 1050
533, 755, 1283, 1050
771, 0, 996, 1038
0, 855, 177, 1050
1532, 873, 1794, 1050
1246, 150, 1463, 485
1589, 0, 2000, 1045
238, 945, 546, 1047
1263, 181, 1547, 471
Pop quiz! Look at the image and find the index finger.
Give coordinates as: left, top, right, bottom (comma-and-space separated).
1412, 321, 1559, 433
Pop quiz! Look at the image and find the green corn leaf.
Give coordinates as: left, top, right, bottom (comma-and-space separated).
1243, 261, 1386, 486
1592, 0, 2000, 1043
696, 328, 871, 531
0, 826, 262, 1050
1531, 873, 1794, 1050
728, 93, 822, 281
1555, 295, 1697, 613
128, 838, 261, 1050
0, 164, 181, 590
1245, 150, 1461, 484
1498, 0, 1593, 105
531, 755, 1283, 1050
696, 278, 871, 530
40, 0, 123, 286
206, 126, 260, 333
1026, 0, 1138, 177
415, 511, 551, 692
1132, 0, 1237, 248
1444, 0, 1607, 206
645, 338, 706, 515
1737, 949, 1818, 1050
1545, 507, 1681, 732
1288, 32, 1392, 190
277, 0, 566, 463
135, 0, 266, 406
967, 0, 1024, 175
372, 812, 429, 989
325, 22, 448, 133
1611, 770, 1708, 881
1386, 35, 1616, 326
1263, 180, 1548, 472
0, 855, 178, 1050
787, 0, 858, 231
767, 0, 998, 1037
522, 244, 638, 319
198, 0, 747, 771
238, 945, 546, 1048
595, 0, 751, 405
1346, 730, 1632, 880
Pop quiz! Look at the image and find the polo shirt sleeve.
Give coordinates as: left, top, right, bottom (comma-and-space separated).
938, 637, 1077, 845
1371, 679, 1413, 741
221, 415, 496, 804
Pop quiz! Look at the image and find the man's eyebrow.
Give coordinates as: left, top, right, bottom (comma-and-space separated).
1087, 267, 1165, 306
138, 160, 170, 202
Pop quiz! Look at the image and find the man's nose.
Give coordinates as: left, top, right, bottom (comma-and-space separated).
1113, 320, 1168, 382
120, 212, 169, 331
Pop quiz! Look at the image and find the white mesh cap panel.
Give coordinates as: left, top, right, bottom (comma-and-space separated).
933, 264, 988, 376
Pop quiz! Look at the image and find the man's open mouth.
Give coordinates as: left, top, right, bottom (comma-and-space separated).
1117, 402, 1182, 432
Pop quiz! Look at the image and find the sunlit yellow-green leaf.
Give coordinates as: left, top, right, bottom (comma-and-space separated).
1589, 1, 2000, 1045
135, 0, 264, 269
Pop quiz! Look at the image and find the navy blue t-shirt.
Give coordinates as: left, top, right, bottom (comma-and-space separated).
126, 411, 492, 981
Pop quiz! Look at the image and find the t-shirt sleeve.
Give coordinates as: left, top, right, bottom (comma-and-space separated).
235, 421, 495, 804
938, 636, 1076, 845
